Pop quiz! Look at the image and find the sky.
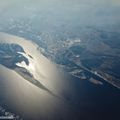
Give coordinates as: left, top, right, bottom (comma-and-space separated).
0, 0, 120, 32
